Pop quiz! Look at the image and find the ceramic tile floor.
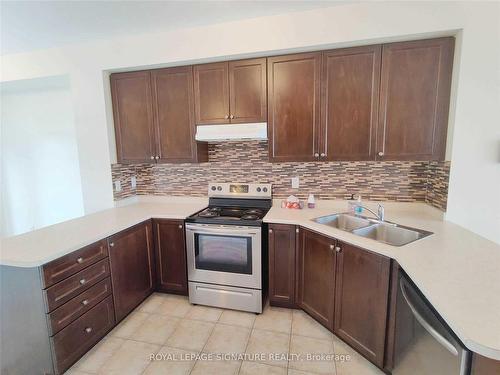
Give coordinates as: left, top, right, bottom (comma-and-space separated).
66, 293, 384, 375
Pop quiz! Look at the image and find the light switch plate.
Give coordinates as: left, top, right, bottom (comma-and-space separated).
291, 176, 299, 189
114, 180, 122, 192
131, 176, 137, 189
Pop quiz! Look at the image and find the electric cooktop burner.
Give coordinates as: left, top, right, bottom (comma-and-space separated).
194, 207, 267, 221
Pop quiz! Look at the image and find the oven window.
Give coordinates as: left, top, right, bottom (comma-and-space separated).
194, 233, 252, 275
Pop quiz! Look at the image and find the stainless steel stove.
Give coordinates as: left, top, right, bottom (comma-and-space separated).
185, 183, 272, 313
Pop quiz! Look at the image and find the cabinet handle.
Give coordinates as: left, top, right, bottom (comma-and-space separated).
84, 327, 92, 333
150, 156, 155, 160
79, 279, 86, 285
82, 299, 89, 306
378, 151, 384, 157
335, 246, 342, 253
330, 244, 334, 250
314, 153, 319, 157
230, 115, 235, 119
225, 115, 229, 119
109, 242, 114, 247
76, 257, 84, 264
155, 155, 160, 160
269, 229, 273, 234
320, 153, 326, 157
178, 225, 183, 229
296, 228, 299, 234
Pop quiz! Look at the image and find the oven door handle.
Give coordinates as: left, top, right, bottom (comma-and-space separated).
186, 226, 260, 236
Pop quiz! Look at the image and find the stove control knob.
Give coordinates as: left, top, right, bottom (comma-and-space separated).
217, 186, 222, 191
256, 187, 261, 192
211, 186, 216, 191
263, 187, 268, 193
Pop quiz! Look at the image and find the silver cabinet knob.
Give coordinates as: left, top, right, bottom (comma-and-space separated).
109, 242, 114, 247
224, 115, 229, 119
178, 224, 183, 229
335, 246, 342, 253
314, 153, 319, 157
378, 151, 384, 156
150, 156, 155, 160
79, 279, 86, 285
155, 155, 160, 160
82, 299, 89, 306
269, 229, 273, 234
295, 228, 299, 234
230, 115, 234, 119
330, 244, 334, 250
84, 327, 92, 333
76, 257, 84, 264
320, 153, 326, 157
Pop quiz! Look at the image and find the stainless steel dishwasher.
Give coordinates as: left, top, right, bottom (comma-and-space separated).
392, 272, 471, 375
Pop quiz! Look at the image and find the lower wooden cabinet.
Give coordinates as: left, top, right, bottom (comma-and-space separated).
296, 228, 336, 331
108, 220, 155, 322
153, 219, 188, 295
471, 353, 500, 375
268, 224, 297, 307
334, 242, 391, 367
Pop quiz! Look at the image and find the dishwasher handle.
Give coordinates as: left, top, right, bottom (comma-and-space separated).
400, 277, 459, 356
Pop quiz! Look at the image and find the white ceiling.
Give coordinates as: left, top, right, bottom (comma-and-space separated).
0, 0, 348, 55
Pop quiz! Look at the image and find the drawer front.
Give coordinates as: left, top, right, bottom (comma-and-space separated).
45, 259, 110, 312
51, 295, 115, 374
42, 239, 108, 288
48, 277, 112, 335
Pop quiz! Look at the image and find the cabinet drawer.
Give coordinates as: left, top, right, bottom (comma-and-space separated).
48, 277, 112, 335
51, 295, 115, 374
44, 259, 110, 312
41, 240, 108, 288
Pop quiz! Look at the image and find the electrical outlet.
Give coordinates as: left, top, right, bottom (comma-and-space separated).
291, 176, 299, 189
131, 176, 137, 189
114, 180, 122, 192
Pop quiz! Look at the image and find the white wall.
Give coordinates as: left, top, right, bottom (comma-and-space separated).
1, 1, 499, 242
0, 76, 85, 237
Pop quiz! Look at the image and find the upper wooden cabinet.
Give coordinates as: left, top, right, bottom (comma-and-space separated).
334, 242, 391, 367
296, 227, 336, 331
111, 71, 155, 163
377, 37, 454, 160
151, 66, 208, 163
194, 58, 267, 125
321, 45, 381, 160
267, 52, 322, 162
268, 224, 297, 308
111, 69, 207, 164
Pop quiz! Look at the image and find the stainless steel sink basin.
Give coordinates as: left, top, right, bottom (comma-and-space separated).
313, 214, 372, 231
352, 222, 432, 246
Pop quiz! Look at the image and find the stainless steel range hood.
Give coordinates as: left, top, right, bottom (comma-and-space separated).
195, 123, 267, 141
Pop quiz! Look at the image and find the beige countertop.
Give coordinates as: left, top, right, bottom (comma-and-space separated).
1, 196, 499, 360
264, 199, 500, 361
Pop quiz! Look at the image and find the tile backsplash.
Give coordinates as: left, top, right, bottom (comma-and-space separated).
112, 141, 450, 211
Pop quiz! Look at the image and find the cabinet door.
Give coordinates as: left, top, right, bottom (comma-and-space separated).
321, 45, 381, 160
377, 37, 454, 160
151, 66, 207, 163
153, 219, 188, 295
268, 224, 296, 308
334, 242, 390, 367
296, 228, 336, 330
108, 221, 155, 322
110, 71, 155, 163
229, 58, 267, 123
471, 354, 500, 375
194, 62, 230, 124
267, 53, 321, 162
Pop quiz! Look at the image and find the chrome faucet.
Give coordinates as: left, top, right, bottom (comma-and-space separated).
354, 203, 385, 222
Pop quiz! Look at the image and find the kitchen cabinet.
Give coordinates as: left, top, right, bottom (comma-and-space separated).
151, 66, 208, 163
471, 353, 500, 375
334, 242, 391, 367
194, 58, 267, 125
111, 69, 207, 164
111, 71, 155, 163
108, 220, 155, 322
153, 219, 188, 295
267, 52, 322, 162
296, 227, 336, 330
268, 224, 297, 308
377, 37, 454, 160
320, 45, 381, 160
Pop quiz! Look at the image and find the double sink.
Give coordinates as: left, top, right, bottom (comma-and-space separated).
312, 213, 432, 246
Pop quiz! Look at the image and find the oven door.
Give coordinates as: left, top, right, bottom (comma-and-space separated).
185, 223, 261, 289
